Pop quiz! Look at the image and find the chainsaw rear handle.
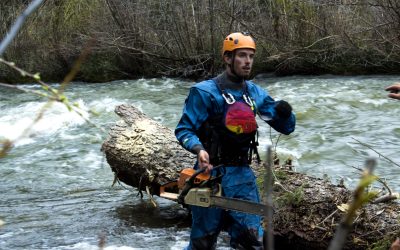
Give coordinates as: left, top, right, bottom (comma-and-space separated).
178, 165, 223, 205
178, 168, 206, 204
185, 165, 224, 187
189, 168, 207, 184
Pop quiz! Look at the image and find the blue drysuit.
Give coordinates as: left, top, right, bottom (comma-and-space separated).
175, 76, 296, 249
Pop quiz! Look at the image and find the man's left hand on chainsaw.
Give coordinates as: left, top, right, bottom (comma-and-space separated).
198, 149, 213, 174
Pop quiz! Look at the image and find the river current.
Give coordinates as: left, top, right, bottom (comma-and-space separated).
1, 75, 399, 249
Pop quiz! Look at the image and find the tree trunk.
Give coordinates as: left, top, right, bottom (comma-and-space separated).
101, 104, 399, 250
101, 104, 196, 195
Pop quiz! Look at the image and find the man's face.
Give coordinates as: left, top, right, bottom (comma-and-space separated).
225, 48, 255, 78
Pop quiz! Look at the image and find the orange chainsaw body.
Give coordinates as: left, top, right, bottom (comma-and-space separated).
178, 168, 210, 189
160, 168, 210, 201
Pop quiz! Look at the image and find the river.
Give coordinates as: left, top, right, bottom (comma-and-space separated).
1, 75, 399, 249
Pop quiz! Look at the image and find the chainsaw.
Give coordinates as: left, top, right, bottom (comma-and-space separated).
159, 167, 269, 216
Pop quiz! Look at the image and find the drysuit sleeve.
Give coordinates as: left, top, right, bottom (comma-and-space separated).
256, 89, 296, 135
175, 87, 211, 154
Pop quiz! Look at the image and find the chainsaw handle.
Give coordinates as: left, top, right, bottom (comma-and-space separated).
178, 166, 223, 205
178, 168, 206, 204
189, 165, 224, 185
187, 167, 206, 185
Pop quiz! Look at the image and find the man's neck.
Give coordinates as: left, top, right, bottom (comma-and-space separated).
217, 71, 244, 90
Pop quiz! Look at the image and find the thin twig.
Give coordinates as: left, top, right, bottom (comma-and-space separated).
303, 35, 339, 50
146, 186, 157, 208
351, 137, 400, 168
58, 38, 96, 94
0, 0, 44, 56
273, 181, 293, 194
0, 59, 105, 134
351, 165, 398, 203
6, 100, 55, 154
264, 146, 275, 250
274, 134, 281, 154
351, 165, 393, 195
328, 158, 378, 250
372, 193, 399, 204
0, 82, 50, 98
317, 209, 339, 226
0, 58, 53, 91
0, 37, 102, 158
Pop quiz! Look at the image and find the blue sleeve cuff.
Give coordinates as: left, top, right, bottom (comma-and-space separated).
191, 144, 205, 154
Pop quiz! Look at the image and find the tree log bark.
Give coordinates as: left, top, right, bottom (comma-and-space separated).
101, 104, 399, 250
101, 104, 196, 195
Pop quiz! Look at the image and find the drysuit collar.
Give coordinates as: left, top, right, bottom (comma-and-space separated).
216, 72, 245, 91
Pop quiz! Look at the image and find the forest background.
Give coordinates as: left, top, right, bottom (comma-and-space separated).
1, 0, 399, 83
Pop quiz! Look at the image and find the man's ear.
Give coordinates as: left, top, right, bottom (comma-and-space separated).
223, 54, 232, 65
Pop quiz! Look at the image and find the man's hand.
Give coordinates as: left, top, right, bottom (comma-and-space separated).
390, 238, 400, 250
275, 100, 292, 119
198, 149, 213, 174
385, 83, 400, 100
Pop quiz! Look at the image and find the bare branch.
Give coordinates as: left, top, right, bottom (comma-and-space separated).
263, 146, 275, 250
0, 0, 44, 56
351, 137, 400, 168
328, 158, 378, 250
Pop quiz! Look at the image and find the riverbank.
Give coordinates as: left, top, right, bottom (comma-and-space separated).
2, 56, 399, 84
1, 1, 399, 84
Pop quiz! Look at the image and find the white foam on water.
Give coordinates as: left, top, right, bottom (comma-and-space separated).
88, 97, 123, 113
334, 103, 352, 112
82, 150, 103, 169
138, 78, 177, 92
59, 130, 82, 141
29, 148, 53, 158
275, 146, 302, 159
359, 98, 388, 106
0, 101, 89, 146
169, 230, 192, 250
55, 173, 82, 179
0, 231, 14, 239
58, 242, 138, 250
258, 139, 302, 160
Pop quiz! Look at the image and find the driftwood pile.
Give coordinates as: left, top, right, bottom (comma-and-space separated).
101, 104, 400, 250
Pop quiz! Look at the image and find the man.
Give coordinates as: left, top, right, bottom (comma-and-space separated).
385, 83, 400, 100
175, 32, 296, 249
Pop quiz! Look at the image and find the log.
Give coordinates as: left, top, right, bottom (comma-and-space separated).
101, 104, 196, 195
269, 168, 400, 249
101, 104, 400, 250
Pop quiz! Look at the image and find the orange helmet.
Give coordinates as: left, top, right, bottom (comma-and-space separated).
222, 32, 256, 56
